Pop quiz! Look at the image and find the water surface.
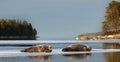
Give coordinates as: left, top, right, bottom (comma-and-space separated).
0, 40, 119, 62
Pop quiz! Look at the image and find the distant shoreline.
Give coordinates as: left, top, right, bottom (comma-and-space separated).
0, 36, 36, 40
0, 19, 37, 40
76, 32, 120, 40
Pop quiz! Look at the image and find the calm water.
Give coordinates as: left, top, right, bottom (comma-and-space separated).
0, 40, 120, 62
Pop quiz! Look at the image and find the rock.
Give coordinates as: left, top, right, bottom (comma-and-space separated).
62, 44, 92, 52
80, 36, 89, 40
92, 37, 98, 40
21, 45, 52, 52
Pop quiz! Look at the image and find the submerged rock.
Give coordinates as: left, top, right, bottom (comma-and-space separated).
62, 44, 92, 52
21, 45, 52, 52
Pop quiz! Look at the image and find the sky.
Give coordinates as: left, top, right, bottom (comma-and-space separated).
0, 0, 116, 40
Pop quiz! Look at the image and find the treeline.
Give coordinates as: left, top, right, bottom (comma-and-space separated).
102, 1, 120, 35
0, 19, 37, 40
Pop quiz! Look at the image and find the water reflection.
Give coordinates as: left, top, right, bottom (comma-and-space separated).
102, 42, 120, 49
29, 55, 52, 61
104, 52, 120, 62
63, 53, 91, 60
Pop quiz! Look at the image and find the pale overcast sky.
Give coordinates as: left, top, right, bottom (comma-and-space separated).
0, 0, 115, 40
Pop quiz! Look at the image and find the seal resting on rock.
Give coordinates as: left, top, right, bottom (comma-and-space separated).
21, 45, 52, 52
62, 44, 92, 52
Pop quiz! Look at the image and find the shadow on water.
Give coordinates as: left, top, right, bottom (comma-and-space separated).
28, 54, 91, 61
102, 42, 120, 49
63, 53, 91, 60
104, 52, 120, 62
28, 55, 52, 61
102, 42, 120, 62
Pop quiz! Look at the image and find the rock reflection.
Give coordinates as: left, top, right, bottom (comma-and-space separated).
63, 53, 91, 60
29, 55, 52, 61
102, 42, 120, 49
104, 52, 120, 62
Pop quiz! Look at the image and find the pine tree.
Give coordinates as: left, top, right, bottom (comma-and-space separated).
102, 1, 120, 35
0, 19, 37, 40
